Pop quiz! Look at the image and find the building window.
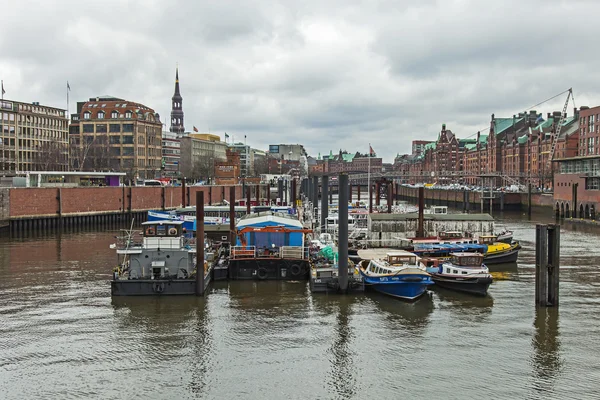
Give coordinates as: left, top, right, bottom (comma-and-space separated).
123, 135, 134, 144
125, 111, 132, 119
123, 124, 134, 133
109, 136, 121, 144
83, 111, 91, 120
98, 111, 105, 119
96, 124, 107, 133
111, 111, 119, 119
109, 124, 121, 133
83, 124, 94, 133
586, 178, 600, 190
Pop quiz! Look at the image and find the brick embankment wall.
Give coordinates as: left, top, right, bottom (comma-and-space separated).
6, 185, 248, 220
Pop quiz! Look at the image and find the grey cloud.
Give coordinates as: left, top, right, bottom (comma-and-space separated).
0, 0, 598, 161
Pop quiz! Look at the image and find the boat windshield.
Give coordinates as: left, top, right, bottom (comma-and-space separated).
387, 255, 416, 265
439, 231, 463, 239
451, 255, 483, 266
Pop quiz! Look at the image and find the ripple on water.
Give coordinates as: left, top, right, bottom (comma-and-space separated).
1, 220, 600, 399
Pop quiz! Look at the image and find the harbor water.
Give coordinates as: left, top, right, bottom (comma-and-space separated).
1, 211, 600, 399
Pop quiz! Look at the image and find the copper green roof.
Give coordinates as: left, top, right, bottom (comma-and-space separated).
533, 117, 554, 130
517, 135, 528, 144
342, 153, 355, 162
424, 142, 437, 151
479, 134, 488, 144
494, 117, 523, 135
465, 143, 477, 150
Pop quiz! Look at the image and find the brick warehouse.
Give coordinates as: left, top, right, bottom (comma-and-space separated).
393, 108, 582, 191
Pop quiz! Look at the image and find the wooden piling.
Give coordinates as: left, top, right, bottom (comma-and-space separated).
321, 175, 329, 231
338, 173, 349, 292
528, 183, 532, 216
195, 191, 205, 296
229, 186, 236, 244
535, 224, 560, 307
387, 181, 394, 214
181, 177, 186, 207
246, 187, 251, 215
417, 187, 425, 238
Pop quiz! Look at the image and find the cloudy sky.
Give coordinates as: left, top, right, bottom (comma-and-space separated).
1, 0, 598, 162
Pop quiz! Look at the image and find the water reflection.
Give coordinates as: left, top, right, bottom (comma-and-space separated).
327, 297, 357, 399
531, 307, 562, 392
369, 292, 434, 335
488, 261, 518, 274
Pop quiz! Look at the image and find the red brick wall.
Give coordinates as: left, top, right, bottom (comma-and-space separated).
554, 173, 599, 211
10, 188, 60, 217
9, 185, 256, 218
62, 187, 123, 214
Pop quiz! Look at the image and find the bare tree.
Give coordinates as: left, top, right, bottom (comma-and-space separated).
36, 141, 67, 171
69, 135, 96, 171
254, 156, 269, 176
85, 134, 113, 171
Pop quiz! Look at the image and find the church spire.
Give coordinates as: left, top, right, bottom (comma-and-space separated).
170, 66, 185, 134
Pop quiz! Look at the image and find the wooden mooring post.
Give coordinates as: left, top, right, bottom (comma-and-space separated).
535, 224, 560, 307
195, 191, 205, 296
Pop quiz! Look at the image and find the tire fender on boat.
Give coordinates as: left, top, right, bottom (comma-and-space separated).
257, 268, 268, 280
153, 282, 165, 293
290, 264, 302, 277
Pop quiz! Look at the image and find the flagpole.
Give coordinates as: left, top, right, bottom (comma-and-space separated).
66, 81, 69, 118
368, 143, 371, 208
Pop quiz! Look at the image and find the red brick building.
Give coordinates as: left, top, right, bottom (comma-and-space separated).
553, 105, 600, 220
214, 149, 241, 185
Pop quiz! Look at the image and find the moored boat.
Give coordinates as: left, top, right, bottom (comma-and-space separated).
422, 252, 492, 296
228, 211, 312, 280
110, 220, 212, 296
478, 236, 521, 264
357, 250, 433, 301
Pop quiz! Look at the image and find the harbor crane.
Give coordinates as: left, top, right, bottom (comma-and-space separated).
547, 88, 576, 171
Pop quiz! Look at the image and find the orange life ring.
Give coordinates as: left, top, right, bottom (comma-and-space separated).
168, 227, 178, 236
146, 227, 156, 236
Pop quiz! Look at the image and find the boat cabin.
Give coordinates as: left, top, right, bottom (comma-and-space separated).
478, 235, 498, 245
427, 206, 448, 215
142, 220, 186, 250
449, 252, 484, 267
386, 250, 418, 266
438, 231, 467, 240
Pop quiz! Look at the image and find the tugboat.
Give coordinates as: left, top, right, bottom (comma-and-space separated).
357, 249, 433, 301
110, 220, 212, 295
422, 252, 492, 296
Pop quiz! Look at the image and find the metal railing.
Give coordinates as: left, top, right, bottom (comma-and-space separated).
231, 245, 308, 260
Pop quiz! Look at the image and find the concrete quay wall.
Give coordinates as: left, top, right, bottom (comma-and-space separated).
395, 186, 553, 212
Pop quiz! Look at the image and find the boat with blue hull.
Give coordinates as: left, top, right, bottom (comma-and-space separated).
357, 250, 433, 301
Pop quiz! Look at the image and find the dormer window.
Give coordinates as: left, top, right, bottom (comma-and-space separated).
125, 111, 132, 119
98, 111, 105, 119
83, 111, 91, 120
111, 111, 119, 119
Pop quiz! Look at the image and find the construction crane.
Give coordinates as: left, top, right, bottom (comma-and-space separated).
547, 88, 576, 171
